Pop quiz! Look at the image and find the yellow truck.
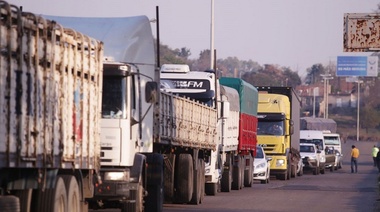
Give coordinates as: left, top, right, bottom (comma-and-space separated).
256, 87, 301, 180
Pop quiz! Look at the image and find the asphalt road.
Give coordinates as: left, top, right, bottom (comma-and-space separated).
90, 139, 380, 212
163, 139, 380, 212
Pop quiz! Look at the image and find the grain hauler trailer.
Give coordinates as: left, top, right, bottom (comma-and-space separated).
220, 77, 258, 190
0, 2, 103, 211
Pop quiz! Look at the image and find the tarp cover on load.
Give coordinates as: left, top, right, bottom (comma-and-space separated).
300, 117, 337, 133
43, 15, 155, 65
220, 77, 258, 116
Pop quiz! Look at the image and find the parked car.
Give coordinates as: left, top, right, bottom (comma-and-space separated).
254, 145, 272, 184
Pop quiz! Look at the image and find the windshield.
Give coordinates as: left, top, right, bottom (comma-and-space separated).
258, 121, 284, 136
300, 139, 324, 151
324, 136, 340, 145
300, 145, 315, 153
102, 77, 126, 119
255, 147, 264, 159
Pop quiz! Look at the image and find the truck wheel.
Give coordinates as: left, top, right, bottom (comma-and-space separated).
221, 168, 232, 192
146, 153, 164, 211
297, 167, 303, 176
121, 175, 144, 212
0, 195, 20, 212
200, 159, 205, 203
205, 182, 218, 196
313, 168, 318, 175
232, 165, 242, 190
190, 159, 203, 204
35, 176, 67, 212
240, 159, 245, 188
12, 189, 32, 212
175, 154, 193, 203
320, 168, 324, 174
286, 163, 291, 180
62, 175, 81, 212
291, 165, 296, 178
244, 155, 253, 187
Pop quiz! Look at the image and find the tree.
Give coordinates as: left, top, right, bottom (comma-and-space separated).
360, 104, 380, 133
305, 64, 325, 85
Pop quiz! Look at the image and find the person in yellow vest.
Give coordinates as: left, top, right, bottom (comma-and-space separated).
351, 145, 360, 173
372, 145, 379, 167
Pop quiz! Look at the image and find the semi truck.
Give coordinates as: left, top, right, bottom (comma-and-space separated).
160, 64, 223, 196
0, 2, 103, 212
47, 17, 218, 211
256, 86, 302, 180
219, 78, 258, 190
160, 68, 258, 194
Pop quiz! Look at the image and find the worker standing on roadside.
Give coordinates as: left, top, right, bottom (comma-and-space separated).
372, 145, 379, 167
351, 145, 360, 173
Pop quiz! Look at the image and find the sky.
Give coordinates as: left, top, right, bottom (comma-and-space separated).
10, 0, 380, 78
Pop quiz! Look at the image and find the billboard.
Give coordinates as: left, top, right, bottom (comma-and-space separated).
343, 13, 380, 52
336, 56, 378, 77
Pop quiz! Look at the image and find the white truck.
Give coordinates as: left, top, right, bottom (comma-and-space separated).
161, 69, 258, 195
0, 2, 103, 212
300, 143, 321, 175
323, 131, 343, 170
47, 17, 218, 211
160, 64, 235, 195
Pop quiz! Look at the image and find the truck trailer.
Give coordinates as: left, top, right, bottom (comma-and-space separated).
256, 86, 302, 180
219, 77, 258, 190
0, 2, 103, 212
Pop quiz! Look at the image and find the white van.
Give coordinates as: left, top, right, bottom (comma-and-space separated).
300, 130, 326, 174
323, 132, 343, 169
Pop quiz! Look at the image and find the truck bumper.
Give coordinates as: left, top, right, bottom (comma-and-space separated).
93, 181, 135, 200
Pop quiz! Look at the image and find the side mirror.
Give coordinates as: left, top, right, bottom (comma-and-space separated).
145, 82, 158, 103
267, 157, 272, 162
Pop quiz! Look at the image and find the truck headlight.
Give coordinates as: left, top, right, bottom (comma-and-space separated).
276, 159, 285, 167
104, 171, 130, 181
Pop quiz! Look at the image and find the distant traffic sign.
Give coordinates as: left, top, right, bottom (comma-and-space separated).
336, 56, 378, 77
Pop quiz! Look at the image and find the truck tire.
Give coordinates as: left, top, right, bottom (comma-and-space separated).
62, 175, 81, 212
0, 195, 20, 212
320, 167, 325, 174
12, 189, 32, 212
240, 159, 245, 188
291, 165, 297, 178
121, 175, 144, 212
313, 167, 318, 175
175, 154, 193, 203
232, 164, 242, 190
200, 159, 205, 203
221, 168, 231, 192
244, 155, 253, 187
34, 176, 67, 212
146, 153, 164, 211
190, 159, 203, 205
205, 183, 218, 196
297, 166, 303, 176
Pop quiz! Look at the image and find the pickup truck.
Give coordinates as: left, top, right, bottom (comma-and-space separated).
300, 143, 322, 175
324, 147, 337, 172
